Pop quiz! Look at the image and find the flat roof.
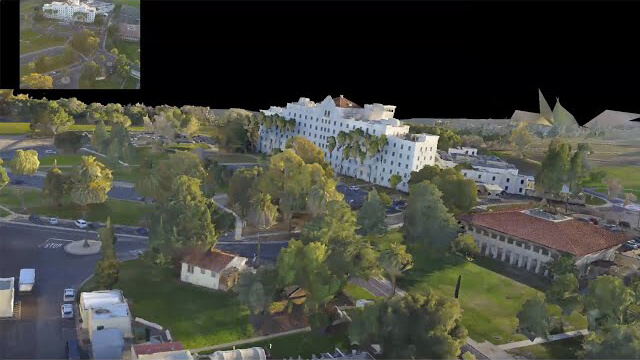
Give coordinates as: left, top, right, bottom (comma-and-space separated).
91, 303, 130, 319
0, 278, 14, 290
81, 290, 125, 310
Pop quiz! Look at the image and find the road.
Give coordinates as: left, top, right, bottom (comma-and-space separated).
20, 45, 67, 65
0, 222, 147, 359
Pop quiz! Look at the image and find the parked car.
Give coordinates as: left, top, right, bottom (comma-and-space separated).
589, 218, 599, 225
348, 185, 359, 191
61, 303, 74, 319
74, 219, 88, 229
136, 227, 149, 236
386, 206, 400, 215
63, 288, 75, 302
44, 149, 57, 154
48, 217, 58, 225
28, 214, 40, 223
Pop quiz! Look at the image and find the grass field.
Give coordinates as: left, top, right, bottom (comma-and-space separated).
169, 143, 210, 150
506, 336, 584, 359
342, 283, 381, 302
20, 29, 67, 54
38, 154, 84, 166
80, 74, 125, 89
582, 164, 640, 198
0, 208, 12, 217
0, 187, 152, 226
81, 259, 253, 349
399, 249, 586, 344
0, 122, 31, 134
200, 330, 351, 359
111, 0, 141, 8
20, 52, 77, 78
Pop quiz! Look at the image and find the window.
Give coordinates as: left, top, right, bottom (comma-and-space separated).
505, 186, 509, 191
475, 228, 481, 234
187, 264, 194, 273
409, 146, 412, 151
394, 143, 397, 148
385, 150, 388, 155
524, 244, 531, 250
391, 161, 394, 165
519, 188, 523, 193
541, 249, 549, 256
97, 326, 104, 330
492, 176, 496, 181
491, 233, 497, 239
334, 121, 336, 125
499, 235, 505, 241
201, 268, 206, 274
401, 145, 404, 149
478, 174, 481, 179
506, 178, 510, 183
405, 164, 408, 169
521, 179, 525, 184
430, 147, 433, 151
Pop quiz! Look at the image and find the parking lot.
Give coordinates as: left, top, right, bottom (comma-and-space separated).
335, 184, 406, 214
0, 222, 146, 359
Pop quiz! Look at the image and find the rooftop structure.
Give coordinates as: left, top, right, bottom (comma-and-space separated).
80, 290, 133, 340
259, 95, 440, 191
133, 342, 193, 360
181, 249, 248, 291
91, 328, 125, 360
207, 347, 266, 360
80, 290, 125, 311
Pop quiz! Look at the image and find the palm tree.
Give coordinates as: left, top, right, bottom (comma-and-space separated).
379, 242, 413, 297
367, 137, 379, 182
337, 131, 346, 150
327, 136, 336, 166
341, 146, 351, 174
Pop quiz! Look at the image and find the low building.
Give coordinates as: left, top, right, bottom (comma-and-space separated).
180, 248, 247, 291
119, 23, 140, 42
91, 328, 125, 360
80, 290, 133, 340
0, 277, 15, 318
436, 148, 535, 196
206, 347, 266, 360
132, 342, 193, 360
477, 183, 503, 199
459, 208, 632, 277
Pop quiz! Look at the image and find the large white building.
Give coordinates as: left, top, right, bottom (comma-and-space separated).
79, 290, 133, 341
259, 95, 439, 192
437, 147, 536, 196
42, 0, 96, 23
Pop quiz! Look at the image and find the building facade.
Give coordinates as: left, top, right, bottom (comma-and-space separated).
259, 96, 439, 192
181, 249, 247, 291
437, 148, 535, 195
80, 290, 132, 341
42, 0, 96, 23
459, 209, 630, 277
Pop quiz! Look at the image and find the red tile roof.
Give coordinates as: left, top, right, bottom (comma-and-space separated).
182, 248, 237, 272
333, 96, 361, 108
458, 210, 631, 256
133, 342, 184, 356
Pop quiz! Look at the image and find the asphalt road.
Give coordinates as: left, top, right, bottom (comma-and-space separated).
20, 45, 66, 66
0, 222, 147, 359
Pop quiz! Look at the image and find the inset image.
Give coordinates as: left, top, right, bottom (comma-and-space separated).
19, 0, 140, 89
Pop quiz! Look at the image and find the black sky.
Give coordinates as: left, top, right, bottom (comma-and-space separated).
2, 1, 640, 124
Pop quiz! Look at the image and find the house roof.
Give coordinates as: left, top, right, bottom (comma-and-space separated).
458, 209, 631, 256
81, 290, 125, 310
134, 342, 185, 356
182, 248, 238, 273
333, 95, 362, 108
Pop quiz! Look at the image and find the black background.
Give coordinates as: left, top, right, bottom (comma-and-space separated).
2, 0, 640, 124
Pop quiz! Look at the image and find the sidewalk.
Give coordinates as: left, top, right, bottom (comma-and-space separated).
497, 329, 589, 350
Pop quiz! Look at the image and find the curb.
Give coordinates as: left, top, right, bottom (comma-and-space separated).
64, 240, 102, 255
0, 219, 149, 240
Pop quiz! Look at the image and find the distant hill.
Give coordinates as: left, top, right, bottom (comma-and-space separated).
583, 110, 640, 129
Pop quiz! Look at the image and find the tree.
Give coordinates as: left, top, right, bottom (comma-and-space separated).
91, 121, 109, 153
348, 291, 467, 359
301, 200, 357, 246
378, 241, 413, 297
285, 136, 333, 177
43, 160, 67, 207
70, 28, 99, 55
153, 151, 206, 202
327, 136, 336, 166
517, 295, 551, 341
228, 166, 263, 218
403, 181, 459, 249
409, 125, 462, 151
0, 159, 8, 193
409, 165, 476, 214
357, 188, 387, 235
389, 174, 402, 190
20, 73, 53, 89
29, 101, 74, 135
545, 254, 578, 277
234, 267, 279, 316
535, 139, 572, 197
9, 149, 40, 175
567, 143, 592, 194
69, 156, 113, 207
248, 192, 279, 265
583, 275, 634, 330
149, 176, 217, 255
510, 123, 534, 158
546, 273, 580, 316
202, 160, 228, 198
623, 192, 637, 208
95, 259, 119, 290
582, 324, 640, 359
83, 61, 105, 85
605, 178, 623, 199
451, 233, 480, 257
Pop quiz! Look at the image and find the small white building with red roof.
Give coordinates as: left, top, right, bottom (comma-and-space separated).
180, 248, 248, 291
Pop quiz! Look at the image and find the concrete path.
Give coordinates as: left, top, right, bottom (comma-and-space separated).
212, 193, 243, 240
467, 338, 517, 360
191, 326, 311, 354
498, 329, 589, 350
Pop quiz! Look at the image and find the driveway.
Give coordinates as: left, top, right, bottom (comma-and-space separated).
0, 222, 146, 359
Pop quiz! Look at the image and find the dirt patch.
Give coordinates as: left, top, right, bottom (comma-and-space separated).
0, 135, 53, 151
252, 304, 309, 336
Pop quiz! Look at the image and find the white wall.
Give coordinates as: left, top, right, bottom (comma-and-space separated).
461, 168, 534, 195
180, 263, 219, 290
88, 315, 133, 340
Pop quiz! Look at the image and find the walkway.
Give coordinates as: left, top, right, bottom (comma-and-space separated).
498, 329, 589, 350
212, 194, 243, 240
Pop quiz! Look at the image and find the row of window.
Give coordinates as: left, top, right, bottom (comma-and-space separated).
186, 264, 217, 276
469, 226, 550, 256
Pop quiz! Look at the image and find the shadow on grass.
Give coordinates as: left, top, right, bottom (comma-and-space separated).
474, 256, 550, 292
399, 245, 466, 288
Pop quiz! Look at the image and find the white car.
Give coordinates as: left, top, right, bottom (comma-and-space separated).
63, 288, 75, 302
48, 217, 58, 225
61, 304, 74, 319
74, 219, 88, 229
44, 149, 57, 154
348, 186, 359, 191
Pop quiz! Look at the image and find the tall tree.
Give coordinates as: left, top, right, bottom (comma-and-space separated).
517, 295, 551, 341
403, 181, 459, 249
510, 122, 534, 158
95, 217, 119, 289
134, 158, 162, 199
285, 136, 333, 177
43, 160, 67, 207
583, 275, 634, 330
234, 266, 279, 317
153, 151, 206, 202
69, 156, 113, 207
535, 139, 572, 197
582, 324, 640, 359
357, 188, 387, 235
546, 273, 580, 316
378, 241, 413, 297
451, 233, 480, 257
0, 159, 9, 193
248, 192, 279, 265
228, 166, 263, 218
545, 254, 578, 277
348, 291, 467, 359
9, 149, 40, 175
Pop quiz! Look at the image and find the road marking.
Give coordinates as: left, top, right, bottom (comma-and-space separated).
39, 238, 74, 249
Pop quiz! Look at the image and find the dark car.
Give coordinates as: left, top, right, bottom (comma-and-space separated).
88, 223, 105, 230
65, 339, 81, 360
136, 227, 149, 236
10, 179, 25, 185
589, 218, 599, 225
386, 206, 400, 215
28, 214, 41, 223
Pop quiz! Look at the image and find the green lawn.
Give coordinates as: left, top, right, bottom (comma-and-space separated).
0, 187, 152, 226
399, 250, 586, 344
506, 336, 584, 359
111, 166, 142, 183
81, 259, 253, 349
169, 143, 210, 150
38, 154, 84, 166
112, 0, 141, 8
584, 194, 607, 206
582, 164, 640, 198
0, 208, 12, 217
0, 122, 31, 134
20, 51, 78, 77
342, 283, 381, 302
200, 330, 350, 359
20, 30, 67, 54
